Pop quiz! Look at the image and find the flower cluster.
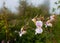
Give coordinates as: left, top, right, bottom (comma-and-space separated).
35, 20, 43, 34
32, 16, 43, 35
18, 15, 56, 37
45, 15, 56, 28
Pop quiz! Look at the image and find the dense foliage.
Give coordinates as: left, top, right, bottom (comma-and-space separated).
0, 0, 60, 43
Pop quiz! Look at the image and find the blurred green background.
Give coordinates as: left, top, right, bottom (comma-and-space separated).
0, 0, 60, 43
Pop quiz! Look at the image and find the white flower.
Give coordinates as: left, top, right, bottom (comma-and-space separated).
45, 22, 52, 27
19, 33, 22, 37
19, 31, 26, 37
36, 21, 43, 28
50, 15, 55, 21
47, 23, 52, 27
35, 27, 43, 35
45, 20, 52, 27
50, 16, 54, 21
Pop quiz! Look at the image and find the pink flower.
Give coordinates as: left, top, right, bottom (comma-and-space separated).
45, 20, 52, 27
36, 21, 43, 28
50, 15, 55, 21
35, 27, 43, 34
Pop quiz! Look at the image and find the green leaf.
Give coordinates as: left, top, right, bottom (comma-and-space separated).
55, 2, 58, 4
58, 1, 60, 3
52, 8, 55, 12
58, 5, 60, 9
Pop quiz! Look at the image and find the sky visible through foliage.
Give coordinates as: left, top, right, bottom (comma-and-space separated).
0, 0, 60, 14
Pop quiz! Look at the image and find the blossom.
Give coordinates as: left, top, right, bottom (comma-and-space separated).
46, 23, 52, 27
45, 20, 52, 27
36, 21, 43, 28
35, 27, 43, 35
19, 31, 26, 37
50, 15, 55, 21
